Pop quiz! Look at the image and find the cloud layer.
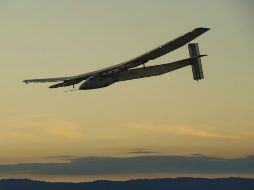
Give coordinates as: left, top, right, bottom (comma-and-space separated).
0, 155, 253, 175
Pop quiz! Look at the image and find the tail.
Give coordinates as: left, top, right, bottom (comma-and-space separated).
188, 43, 204, 81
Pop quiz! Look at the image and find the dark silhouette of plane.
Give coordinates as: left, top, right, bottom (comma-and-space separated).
23, 28, 209, 90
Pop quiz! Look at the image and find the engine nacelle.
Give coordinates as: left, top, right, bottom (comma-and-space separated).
79, 75, 117, 90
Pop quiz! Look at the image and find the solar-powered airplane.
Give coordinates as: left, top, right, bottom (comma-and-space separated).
23, 27, 209, 90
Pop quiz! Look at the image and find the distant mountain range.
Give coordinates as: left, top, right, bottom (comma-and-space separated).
0, 178, 254, 190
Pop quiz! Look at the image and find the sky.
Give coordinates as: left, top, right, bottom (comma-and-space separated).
0, 0, 254, 181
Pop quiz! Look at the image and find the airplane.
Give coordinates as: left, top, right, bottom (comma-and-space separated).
23, 27, 209, 90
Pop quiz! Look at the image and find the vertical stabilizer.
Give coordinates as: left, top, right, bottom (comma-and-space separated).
188, 43, 204, 81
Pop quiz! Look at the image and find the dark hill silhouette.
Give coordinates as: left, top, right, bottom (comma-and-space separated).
0, 178, 254, 190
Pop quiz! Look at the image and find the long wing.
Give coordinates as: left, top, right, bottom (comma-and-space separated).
23, 77, 70, 84
116, 27, 210, 68
23, 27, 209, 86
68, 27, 210, 80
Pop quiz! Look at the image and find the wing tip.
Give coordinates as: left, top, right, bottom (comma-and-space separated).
194, 27, 210, 33
23, 80, 28, 84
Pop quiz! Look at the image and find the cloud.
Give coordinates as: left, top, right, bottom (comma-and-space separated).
0, 132, 34, 141
126, 148, 159, 154
0, 113, 51, 128
46, 121, 84, 140
0, 155, 253, 175
127, 151, 158, 154
239, 131, 254, 137
0, 113, 84, 141
129, 123, 236, 139
44, 155, 74, 159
